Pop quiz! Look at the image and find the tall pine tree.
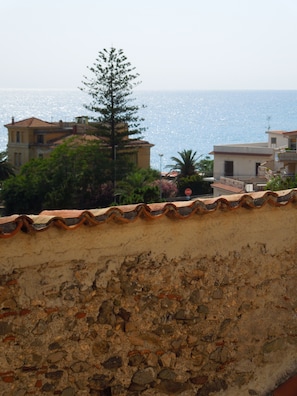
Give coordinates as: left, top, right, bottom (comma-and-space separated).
80, 47, 145, 162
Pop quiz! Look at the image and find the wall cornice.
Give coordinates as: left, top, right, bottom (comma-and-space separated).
0, 189, 296, 239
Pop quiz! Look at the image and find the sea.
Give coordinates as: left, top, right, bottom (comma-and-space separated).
1, 89, 297, 171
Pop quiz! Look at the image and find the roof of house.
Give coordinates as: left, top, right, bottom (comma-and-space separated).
49, 134, 153, 149
49, 134, 100, 146
265, 130, 286, 135
266, 129, 297, 137
282, 130, 297, 136
0, 189, 295, 239
5, 117, 55, 128
5, 117, 154, 148
125, 138, 154, 147
210, 142, 273, 156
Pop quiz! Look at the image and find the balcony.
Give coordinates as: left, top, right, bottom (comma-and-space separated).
278, 150, 297, 163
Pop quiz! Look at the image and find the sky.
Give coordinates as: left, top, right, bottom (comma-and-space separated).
1, 0, 297, 91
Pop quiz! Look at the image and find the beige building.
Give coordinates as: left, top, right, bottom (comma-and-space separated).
212, 142, 274, 179
5, 116, 153, 170
211, 130, 289, 196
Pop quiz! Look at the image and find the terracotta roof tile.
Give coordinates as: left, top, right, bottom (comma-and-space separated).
283, 130, 297, 136
0, 190, 295, 239
273, 373, 297, 395
5, 117, 55, 128
50, 134, 100, 146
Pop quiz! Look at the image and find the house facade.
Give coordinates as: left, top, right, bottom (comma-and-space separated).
5, 116, 153, 170
211, 130, 289, 196
278, 130, 297, 175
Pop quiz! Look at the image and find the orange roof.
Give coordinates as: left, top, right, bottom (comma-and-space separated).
126, 139, 154, 147
50, 134, 100, 146
282, 130, 297, 136
5, 117, 55, 128
0, 189, 294, 239
273, 373, 297, 395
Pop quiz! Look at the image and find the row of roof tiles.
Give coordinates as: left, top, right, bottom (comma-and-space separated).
0, 190, 295, 239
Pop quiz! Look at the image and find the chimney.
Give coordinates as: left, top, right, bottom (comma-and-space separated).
12, 116, 15, 125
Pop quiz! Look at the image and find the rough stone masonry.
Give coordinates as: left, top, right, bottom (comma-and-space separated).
0, 195, 297, 395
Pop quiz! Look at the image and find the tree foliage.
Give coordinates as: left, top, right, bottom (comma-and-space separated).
168, 150, 213, 196
1, 158, 48, 214
166, 150, 213, 197
168, 149, 202, 177
266, 175, 297, 191
152, 179, 178, 199
1, 138, 122, 215
0, 151, 14, 185
43, 138, 115, 209
117, 168, 161, 204
177, 174, 212, 196
80, 47, 145, 161
168, 150, 213, 178
197, 155, 213, 176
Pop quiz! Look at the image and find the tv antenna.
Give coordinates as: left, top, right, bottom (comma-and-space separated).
266, 116, 271, 131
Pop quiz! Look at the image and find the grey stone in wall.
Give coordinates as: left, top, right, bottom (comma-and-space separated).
0, 245, 296, 395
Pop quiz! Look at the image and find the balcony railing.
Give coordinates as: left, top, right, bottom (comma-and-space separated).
278, 150, 297, 162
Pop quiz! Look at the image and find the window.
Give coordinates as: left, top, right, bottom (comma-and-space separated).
289, 138, 296, 150
37, 134, 44, 144
14, 152, 22, 166
224, 161, 233, 177
256, 162, 261, 176
271, 137, 277, 145
16, 131, 20, 143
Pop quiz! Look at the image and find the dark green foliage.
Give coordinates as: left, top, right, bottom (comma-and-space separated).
168, 149, 201, 177
177, 174, 212, 196
167, 149, 213, 197
168, 150, 213, 178
1, 158, 48, 214
266, 175, 297, 191
120, 184, 160, 205
117, 168, 161, 204
197, 155, 213, 176
43, 139, 114, 209
80, 47, 145, 161
1, 139, 131, 215
0, 151, 14, 184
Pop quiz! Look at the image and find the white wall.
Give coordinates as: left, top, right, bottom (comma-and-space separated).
213, 153, 273, 179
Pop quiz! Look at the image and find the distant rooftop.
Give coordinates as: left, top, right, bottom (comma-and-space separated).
211, 141, 273, 156
5, 117, 55, 128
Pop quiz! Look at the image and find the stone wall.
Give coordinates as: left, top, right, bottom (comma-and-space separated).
1, 194, 297, 395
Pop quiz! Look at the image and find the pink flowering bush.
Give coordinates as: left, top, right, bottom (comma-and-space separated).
152, 179, 178, 199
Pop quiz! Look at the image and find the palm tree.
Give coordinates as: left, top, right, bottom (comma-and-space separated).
117, 168, 160, 204
168, 149, 201, 177
0, 151, 14, 184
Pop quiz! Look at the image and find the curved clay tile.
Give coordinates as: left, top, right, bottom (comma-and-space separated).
273, 374, 297, 396
0, 189, 296, 239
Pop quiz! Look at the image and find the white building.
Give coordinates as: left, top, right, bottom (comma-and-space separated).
210, 130, 288, 197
